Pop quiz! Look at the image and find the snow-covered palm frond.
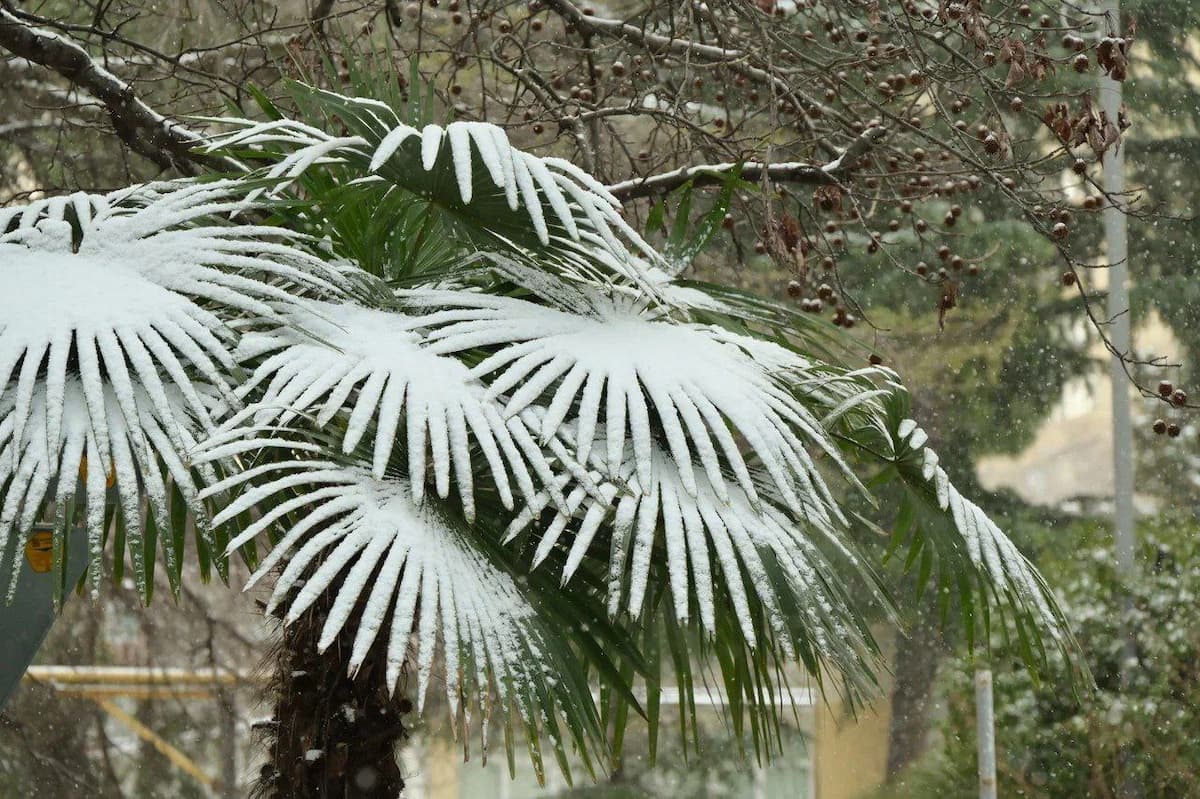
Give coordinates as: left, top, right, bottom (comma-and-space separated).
0, 180, 343, 446
889, 412, 1068, 637
831, 385, 1080, 671
200, 460, 604, 764
203, 82, 662, 292
0, 180, 347, 598
504, 434, 881, 691
0, 379, 210, 601
402, 287, 859, 521
0, 190, 112, 235
225, 299, 570, 520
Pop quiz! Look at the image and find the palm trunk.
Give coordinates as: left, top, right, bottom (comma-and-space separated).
255, 585, 412, 798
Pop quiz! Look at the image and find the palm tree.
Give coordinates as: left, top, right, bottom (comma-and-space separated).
0, 81, 1077, 797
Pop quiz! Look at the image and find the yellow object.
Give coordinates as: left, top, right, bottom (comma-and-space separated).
24, 530, 53, 573
21, 666, 241, 792
77, 456, 117, 487
25, 665, 246, 686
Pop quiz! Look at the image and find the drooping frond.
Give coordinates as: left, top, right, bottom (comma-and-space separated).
897, 420, 1069, 634
504, 431, 883, 693
0, 180, 346, 598
199, 459, 606, 768
0, 380, 210, 601
841, 385, 1080, 673
203, 82, 663, 292
656, 281, 1076, 672
402, 287, 860, 522
226, 299, 564, 519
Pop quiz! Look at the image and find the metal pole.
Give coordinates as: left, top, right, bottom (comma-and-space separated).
1101, 0, 1134, 577
975, 669, 997, 799
1099, 5, 1141, 797
1099, 0, 1138, 672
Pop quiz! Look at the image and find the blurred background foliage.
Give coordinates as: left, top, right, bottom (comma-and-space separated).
871, 513, 1200, 799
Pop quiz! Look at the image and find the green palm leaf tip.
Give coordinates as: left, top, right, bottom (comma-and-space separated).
0, 179, 345, 601
873, 388, 1084, 680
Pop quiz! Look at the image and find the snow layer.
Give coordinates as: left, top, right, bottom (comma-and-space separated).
0, 180, 341, 596
204, 89, 662, 289
229, 300, 565, 519
204, 461, 567, 736
403, 287, 852, 525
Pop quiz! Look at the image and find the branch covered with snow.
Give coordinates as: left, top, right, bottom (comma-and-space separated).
0, 5, 238, 174
606, 126, 888, 200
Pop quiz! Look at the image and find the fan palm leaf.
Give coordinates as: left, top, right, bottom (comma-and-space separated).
402, 286, 861, 518
1, 78, 1085, 783
0, 179, 345, 599
0, 381, 206, 601
872, 389, 1076, 659
203, 82, 664, 293
227, 299, 565, 520
193, 445, 612, 774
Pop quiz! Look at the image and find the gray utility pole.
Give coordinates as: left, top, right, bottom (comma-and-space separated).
1100, 3, 1140, 797
975, 669, 997, 799
974, 8, 1132, 799
1101, 3, 1134, 577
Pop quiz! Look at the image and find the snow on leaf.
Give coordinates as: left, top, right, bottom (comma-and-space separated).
0, 380, 209, 600
890, 418, 1064, 642
447, 123, 475, 203
403, 288, 854, 524
204, 87, 663, 287
369, 124, 419, 172
210, 461, 598, 752
0, 181, 341, 461
505, 437, 879, 680
420, 124, 444, 171
228, 300, 562, 519
0, 190, 109, 234
0, 180, 344, 597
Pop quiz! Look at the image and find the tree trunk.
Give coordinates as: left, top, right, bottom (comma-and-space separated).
255, 587, 412, 798
885, 599, 944, 780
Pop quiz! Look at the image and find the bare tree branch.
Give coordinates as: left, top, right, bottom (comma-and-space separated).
0, 5, 238, 174
541, 0, 835, 121
608, 126, 888, 200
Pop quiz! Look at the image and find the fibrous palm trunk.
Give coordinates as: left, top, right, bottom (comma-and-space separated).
255, 585, 412, 798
